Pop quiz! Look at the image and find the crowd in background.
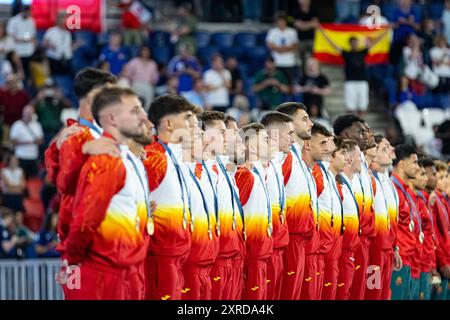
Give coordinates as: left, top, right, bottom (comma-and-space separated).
0, 0, 449, 259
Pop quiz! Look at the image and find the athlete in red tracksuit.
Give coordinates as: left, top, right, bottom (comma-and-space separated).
65, 141, 150, 300
181, 159, 220, 300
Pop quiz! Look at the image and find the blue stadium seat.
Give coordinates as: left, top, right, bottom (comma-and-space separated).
429, 3, 444, 19
36, 29, 46, 44
149, 30, 171, 47
235, 32, 258, 48
195, 31, 211, 48
73, 30, 98, 48
220, 47, 244, 60
257, 32, 267, 46
243, 46, 269, 75
411, 4, 423, 22
152, 46, 173, 65
381, 4, 397, 22
197, 46, 220, 65
211, 32, 235, 48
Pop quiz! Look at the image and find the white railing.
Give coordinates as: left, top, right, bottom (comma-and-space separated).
0, 259, 63, 300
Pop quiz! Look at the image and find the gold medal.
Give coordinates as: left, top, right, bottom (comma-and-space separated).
147, 218, 154, 235
243, 229, 247, 241
182, 218, 187, 230
190, 221, 194, 233
208, 228, 213, 240
409, 221, 415, 233
216, 223, 221, 237
232, 218, 236, 230
267, 223, 273, 237
280, 211, 285, 224
419, 232, 424, 244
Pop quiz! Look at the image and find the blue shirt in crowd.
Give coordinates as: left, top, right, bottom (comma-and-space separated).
168, 56, 201, 92
99, 46, 130, 76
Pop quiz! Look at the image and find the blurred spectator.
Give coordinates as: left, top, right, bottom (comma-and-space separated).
182, 76, 209, 110
29, 47, 51, 90
9, 105, 43, 178
0, 22, 15, 60
43, 12, 75, 76
123, 45, 159, 111
99, 32, 130, 76
398, 76, 419, 105
266, 13, 299, 85
33, 85, 69, 146
158, 75, 179, 96
0, 73, 29, 127
203, 53, 232, 112
437, 119, 450, 160
170, 3, 198, 53
421, 19, 437, 57
0, 207, 34, 259
6, 5, 36, 79
443, 0, 450, 45
1, 154, 25, 212
0, 207, 17, 258
226, 94, 250, 127
167, 43, 201, 93
293, 0, 319, 69
35, 212, 59, 258
253, 56, 289, 110
430, 35, 450, 108
402, 34, 439, 96
359, 9, 389, 28
424, 125, 443, 160
295, 57, 331, 118
335, 0, 360, 23
320, 27, 388, 117
5, 50, 24, 82
392, 0, 420, 45
226, 56, 243, 96
120, 0, 150, 47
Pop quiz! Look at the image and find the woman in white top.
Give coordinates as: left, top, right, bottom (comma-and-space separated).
430, 35, 450, 97
0, 22, 15, 59
1, 154, 26, 212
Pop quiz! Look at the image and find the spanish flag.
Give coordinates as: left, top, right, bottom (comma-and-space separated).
313, 24, 391, 65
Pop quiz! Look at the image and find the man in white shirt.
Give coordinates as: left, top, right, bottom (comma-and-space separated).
9, 105, 44, 178
7, 5, 36, 77
203, 53, 231, 113
266, 13, 299, 85
43, 12, 73, 75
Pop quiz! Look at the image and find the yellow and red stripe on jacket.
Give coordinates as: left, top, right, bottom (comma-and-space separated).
183, 162, 220, 266
313, 23, 391, 65
372, 172, 392, 250
65, 148, 150, 268
235, 166, 273, 260
143, 141, 191, 257
281, 144, 316, 239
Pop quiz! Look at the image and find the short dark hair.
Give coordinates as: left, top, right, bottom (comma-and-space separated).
241, 123, 265, 134
419, 157, 435, 168
374, 134, 384, 144
0, 206, 13, 219
91, 86, 138, 125
333, 114, 363, 137
393, 144, 417, 166
276, 102, 306, 116
311, 122, 332, 137
199, 111, 226, 130
240, 123, 265, 144
333, 137, 355, 155
225, 115, 237, 127
260, 111, 293, 128
74, 67, 117, 99
148, 94, 196, 127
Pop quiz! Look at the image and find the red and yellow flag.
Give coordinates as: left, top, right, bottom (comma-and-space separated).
313, 24, 392, 65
